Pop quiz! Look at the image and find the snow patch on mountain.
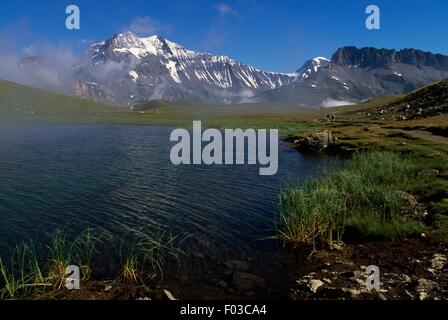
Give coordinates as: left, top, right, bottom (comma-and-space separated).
129, 70, 138, 82
295, 56, 330, 80
165, 60, 181, 83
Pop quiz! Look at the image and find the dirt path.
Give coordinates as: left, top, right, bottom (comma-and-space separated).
398, 129, 448, 145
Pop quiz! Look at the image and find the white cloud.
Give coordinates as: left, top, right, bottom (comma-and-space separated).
321, 99, 356, 108
127, 16, 171, 36
202, 4, 239, 50
215, 3, 237, 16
0, 42, 80, 94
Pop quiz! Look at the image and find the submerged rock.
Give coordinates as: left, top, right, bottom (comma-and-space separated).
232, 272, 265, 291
224, 260, 249, 271
216, 281, 228, 289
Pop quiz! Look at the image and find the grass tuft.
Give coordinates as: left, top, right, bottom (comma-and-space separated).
278, 151, 426, 247
1, 227, 186, 299
120, 229, 187, 284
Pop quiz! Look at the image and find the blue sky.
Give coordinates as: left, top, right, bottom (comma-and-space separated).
0, 0, 447, 72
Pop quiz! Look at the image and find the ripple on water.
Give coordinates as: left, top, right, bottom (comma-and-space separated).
0, 124, 332, 258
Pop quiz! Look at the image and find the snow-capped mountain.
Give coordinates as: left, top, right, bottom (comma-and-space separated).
256, 47, 448, 107
19, 31, 448, 107
74, 31, 293, 105
294, 57, 331, 81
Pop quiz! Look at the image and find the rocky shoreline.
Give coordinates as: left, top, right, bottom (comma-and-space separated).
282, 129, 448, 301
29, 235, 447, 300
284, 129, 365, 156
290, 238, 447, 300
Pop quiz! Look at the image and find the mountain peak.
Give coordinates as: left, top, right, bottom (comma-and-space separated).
331, 46, 448, 69
312, 57, 330, 63
115, 31, 138, 38
86, 32, 185, 61
141, 35, 177, 54
109, 31, 142, 48
110, 33, 179, 50
295, 56, 330, 80
79, 31, 292, 104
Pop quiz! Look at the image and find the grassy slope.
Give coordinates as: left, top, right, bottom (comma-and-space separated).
0, 80, 117, 121
0, 79, 324, 134
282, 80, 448, 245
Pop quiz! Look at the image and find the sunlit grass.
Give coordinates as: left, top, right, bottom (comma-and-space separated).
0, 242, 49, 299
278, 152, 426, 247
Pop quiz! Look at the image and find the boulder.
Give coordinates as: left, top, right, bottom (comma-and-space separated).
294, 130, 336, 152
216, 281, 228, 289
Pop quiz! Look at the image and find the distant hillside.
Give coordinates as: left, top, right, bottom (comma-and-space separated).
381, 78, 448, 118
131, 99, 171, 111
339, 78, 448, 120
0, 79, 114, 121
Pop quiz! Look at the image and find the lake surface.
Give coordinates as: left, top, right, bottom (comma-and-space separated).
0, 124, 331, 264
